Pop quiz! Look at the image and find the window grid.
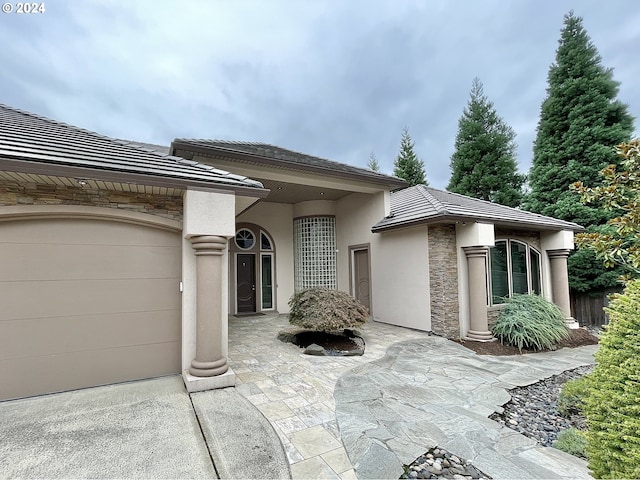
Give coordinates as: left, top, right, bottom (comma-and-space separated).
488, 239, 542, 305
294, 216, 337, 290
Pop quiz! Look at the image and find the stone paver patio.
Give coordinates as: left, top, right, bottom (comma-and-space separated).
228, 314, 597, 480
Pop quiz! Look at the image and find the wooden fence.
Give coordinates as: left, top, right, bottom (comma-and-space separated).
570, 290, 621, 327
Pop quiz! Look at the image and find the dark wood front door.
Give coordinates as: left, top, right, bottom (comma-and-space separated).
353, 249, 371, 310
237, 254, 256, 313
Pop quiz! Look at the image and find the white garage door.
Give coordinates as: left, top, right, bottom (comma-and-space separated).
0, 217, 182, 401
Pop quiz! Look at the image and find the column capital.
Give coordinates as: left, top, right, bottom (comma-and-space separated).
463, 246, 489, 258
547, 248, 572, 259
189, 235, 227, 255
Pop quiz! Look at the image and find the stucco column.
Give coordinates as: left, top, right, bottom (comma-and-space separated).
189, 235, 229, 377
547, 248, 577, 327
463, 246, 494, 341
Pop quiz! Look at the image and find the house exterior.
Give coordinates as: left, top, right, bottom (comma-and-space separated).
169, 141, 582, 342
0, 104, 582, 401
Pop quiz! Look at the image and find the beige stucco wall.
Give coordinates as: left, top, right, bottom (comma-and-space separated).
372, 226, 431, 331
181, 189, 236, 371
293, 200, 336, 218
336, 192, 383, 295
236, 201, 295, 313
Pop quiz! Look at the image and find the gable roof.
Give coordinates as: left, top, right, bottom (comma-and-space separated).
171, 139, 408, 189
0, 105, 267, 195
372, 185, 584, 232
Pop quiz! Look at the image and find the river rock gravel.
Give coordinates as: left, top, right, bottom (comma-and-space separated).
401, 365, 594, 479
400, 447, 491, 480
489, 365, 593, 446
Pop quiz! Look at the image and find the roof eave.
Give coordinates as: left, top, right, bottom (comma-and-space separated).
171, 140, 409, 190
0, 157, 270, 198
372, 214, 584, 233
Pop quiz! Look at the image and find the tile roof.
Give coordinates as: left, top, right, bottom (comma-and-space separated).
171, 139, 408, 189
0, 105, 265, 191
372, 185, 584, 232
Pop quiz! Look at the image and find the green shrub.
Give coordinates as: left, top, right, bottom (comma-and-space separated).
584, 280, 640, 479
288, 288, 369, 332
553, 428, 588, 458
558, 377, 590, 417
491, 294, 569, 352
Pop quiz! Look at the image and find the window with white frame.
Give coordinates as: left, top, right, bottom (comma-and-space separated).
293, 216, 336, 290
489, 240, 541, 305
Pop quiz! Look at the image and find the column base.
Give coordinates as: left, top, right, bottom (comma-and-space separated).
183, 368, 236, 393
565, 317, 580, 329
189, 357, 228, 377
465, 330, 496, 342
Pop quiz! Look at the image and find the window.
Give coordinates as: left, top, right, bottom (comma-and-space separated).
293, 216, 337, 290
261, 254, 273, 309
489, 240, 542, 305
235, 228, 255, 250
260, 231, 272, 250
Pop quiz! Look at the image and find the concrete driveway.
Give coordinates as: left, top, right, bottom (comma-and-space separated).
0, 376, 216, 479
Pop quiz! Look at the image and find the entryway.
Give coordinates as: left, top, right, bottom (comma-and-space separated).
237, 253, 256, 313
231, 224, 275, 314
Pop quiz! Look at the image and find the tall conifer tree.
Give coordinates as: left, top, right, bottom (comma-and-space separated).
524, 11, 634, 294
448, 78, 524, 207
393, 127, 428, 186
367, 151, 380, 172
524, 11, 634, 224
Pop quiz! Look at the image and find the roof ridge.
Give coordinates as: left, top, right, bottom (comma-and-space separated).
418, 185, 449, 215
425, 186, 581, 227
174, 138, 406, 182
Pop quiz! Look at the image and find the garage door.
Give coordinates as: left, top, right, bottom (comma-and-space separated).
0, 217, 182, 401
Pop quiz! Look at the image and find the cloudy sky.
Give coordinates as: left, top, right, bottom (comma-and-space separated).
1, 0, 638, 189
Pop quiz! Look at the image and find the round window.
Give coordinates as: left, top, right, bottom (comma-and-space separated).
235, 228, 255, 250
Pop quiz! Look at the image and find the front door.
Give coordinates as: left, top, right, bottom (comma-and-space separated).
237, 254, 256, 313
353, 248, 371, 310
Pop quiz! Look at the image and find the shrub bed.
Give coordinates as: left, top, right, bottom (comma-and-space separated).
491, 294, 569, 352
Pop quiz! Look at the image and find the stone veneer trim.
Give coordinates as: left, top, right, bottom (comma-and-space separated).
0, 181, 184, 222
428, 224, 460, 338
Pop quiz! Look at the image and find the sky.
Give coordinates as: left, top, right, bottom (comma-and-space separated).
1, 0, 638, 189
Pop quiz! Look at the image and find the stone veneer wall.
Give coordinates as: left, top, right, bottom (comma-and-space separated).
429, 224, 460, 338
0, 181, 184, 221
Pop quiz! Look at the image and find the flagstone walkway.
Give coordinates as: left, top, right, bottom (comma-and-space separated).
228, 314, 597, 479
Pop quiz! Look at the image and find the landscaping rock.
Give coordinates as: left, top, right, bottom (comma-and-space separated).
303, 343, 325, 355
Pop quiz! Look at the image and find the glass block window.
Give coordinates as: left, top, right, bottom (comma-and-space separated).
489, 239, 542, 305
294, 216, 337, 290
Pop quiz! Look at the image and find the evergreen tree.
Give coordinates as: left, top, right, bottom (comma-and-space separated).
447, 78, 525, 207
524, 11, 634, 225
393, 127, 428, 186
524, 11, 635, 294
367, 151, 380, 172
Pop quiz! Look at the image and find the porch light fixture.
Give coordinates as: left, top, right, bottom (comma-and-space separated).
76, 178, 88, 186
